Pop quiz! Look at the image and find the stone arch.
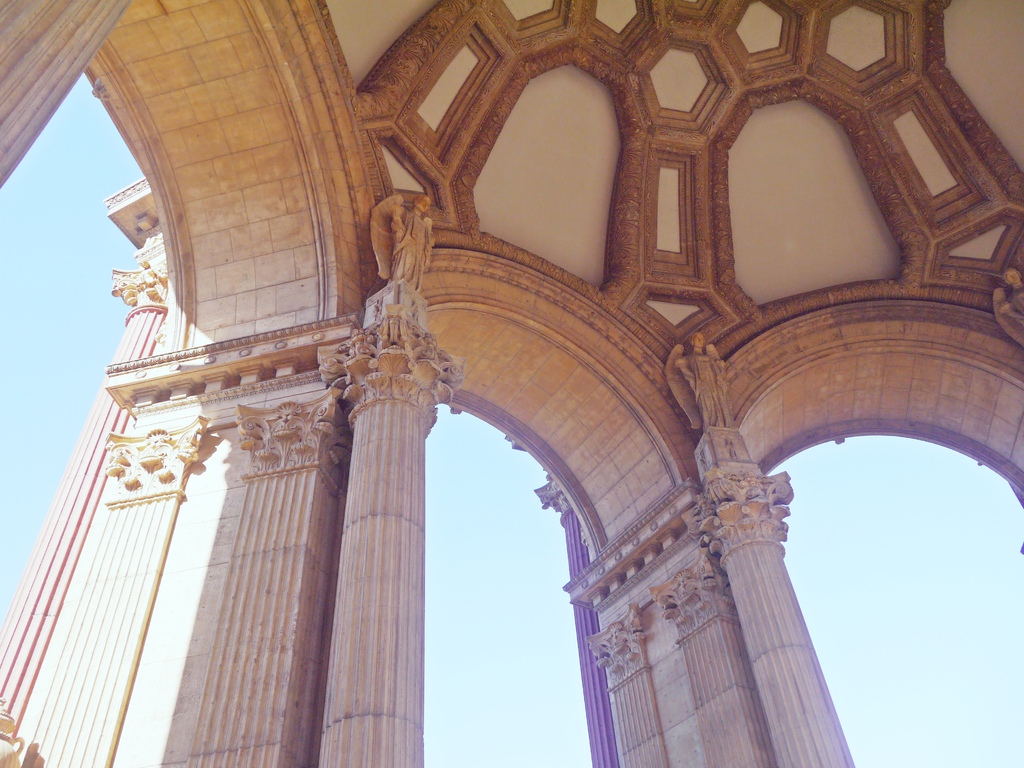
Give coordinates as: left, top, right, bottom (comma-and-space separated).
87, 0, 370, 349
730, 301, 1024, 500
423, 249, 696, 543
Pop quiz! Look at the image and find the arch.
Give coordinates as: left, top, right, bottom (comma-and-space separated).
424, 248, 696, 542
731, 301, 1024, 500
87, 0, 370, 349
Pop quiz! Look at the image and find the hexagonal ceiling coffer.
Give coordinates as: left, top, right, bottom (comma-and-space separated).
737, 2, 784, 54
596, 0, 638, 33
827, 5, 886, 71
651, 49, 709, 113
503, 0, 555, 21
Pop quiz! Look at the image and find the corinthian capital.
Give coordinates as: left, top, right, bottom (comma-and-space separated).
697, 467, 794, 560
112, 257, 168, 310
236, 394, 348, 478
105, 417, 207, 503
319, 304, 463, 426
651, 551, 736, 641
587, 604, 648, 688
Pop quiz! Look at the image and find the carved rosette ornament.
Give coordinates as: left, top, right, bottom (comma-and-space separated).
319, 303, 463, 427
651, 552, 737, 642
698, 467, 794, 561
111, 258, 168, 309
104, 418, 207, 502
236, 396, 348, 480
587, 605, 648, 689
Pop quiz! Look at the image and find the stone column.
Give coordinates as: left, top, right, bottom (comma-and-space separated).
650, 550, 776, 768
698, 465, 854, 768
317, 288, 462, 768
0, 0, 133, 187
0, 252, 167, 724
188, 394, 347, 768
536, 478, 620, 768
19, 418, 206, 767
587, 605, 669, 768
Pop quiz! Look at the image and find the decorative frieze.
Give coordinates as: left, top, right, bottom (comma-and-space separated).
319, 299, 463, 426
104, 420, 206, 502
698, 467, 794, 561
650, 551, 736, 642
236, 395, 347, 479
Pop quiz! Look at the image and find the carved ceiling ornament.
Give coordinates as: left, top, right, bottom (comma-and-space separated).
342, 0, 1024, 362
697, 467, 794, 561
319, 298, 464, 427
650, 549, 736, 642
104, 418, 207, 503
236, 394, 348, 479
586, 603, 648, 689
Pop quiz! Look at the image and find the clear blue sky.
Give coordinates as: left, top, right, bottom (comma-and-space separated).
0, 76, 1022, 767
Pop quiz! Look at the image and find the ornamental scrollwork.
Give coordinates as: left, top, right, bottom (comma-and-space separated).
651, 551, 736, 642
111, 257, 168, 309
319, 301, 464, 427
587, 604, 648, 689
698, 467, 794, 560
236, 394, 347, 478
104, 418, 207, 503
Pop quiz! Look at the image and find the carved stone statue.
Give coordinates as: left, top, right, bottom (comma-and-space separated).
993, 268, 1024, 348
370, 194, 434, 293
665, 332, 734, 430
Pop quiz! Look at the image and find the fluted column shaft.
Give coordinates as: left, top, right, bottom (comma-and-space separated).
321, 396, 429, 768
722, 540, 852, 768
699, 468, 853, 768
317, 294, 463, 768
0, 305, 164, 722
0, 0, 133, 187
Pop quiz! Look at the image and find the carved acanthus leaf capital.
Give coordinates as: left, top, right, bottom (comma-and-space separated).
105, 418, 207, 503
236, 395, 348, 478
697, 467, 793, 559
651, 551, 736, 641
112, 258, 168, 309
535, 474, 593, 552
587, 604, 648, 689
319, 303, 464, 426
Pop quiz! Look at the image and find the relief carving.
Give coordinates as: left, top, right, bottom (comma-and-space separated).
698, 467, 794, 560
111, 258, 168, 309
587, 604, 648, 689
650, 551, 737, 642
319, 303, 463, 426
535, 474, 592, 553
236, 394, 347, 478
104, 418, 207, 502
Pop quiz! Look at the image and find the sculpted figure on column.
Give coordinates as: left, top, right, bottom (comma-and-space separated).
666, 332, 734, 430
371, 194, 434, 293
993, 268, 1024, 348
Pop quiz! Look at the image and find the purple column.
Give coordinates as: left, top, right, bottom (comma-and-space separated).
562, 510, 620, 768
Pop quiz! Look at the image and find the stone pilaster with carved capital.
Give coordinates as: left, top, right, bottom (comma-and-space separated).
20, 417, 207, 766
588, 606, 669, 768
318, 288, 463, 768
188, 394, 346, 767
697, 469, 853, 768
651, 552, 776, 768
110, 236, 168, 362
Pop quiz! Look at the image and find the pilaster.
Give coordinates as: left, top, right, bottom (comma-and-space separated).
587, 605, 669, 768
188, 394, 347, 768
651, 552, 776, 768
18, 418, 206, 767
318, 288, 462, 768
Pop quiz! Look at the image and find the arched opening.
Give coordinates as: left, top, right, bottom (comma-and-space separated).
776, 435, 1024, 767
